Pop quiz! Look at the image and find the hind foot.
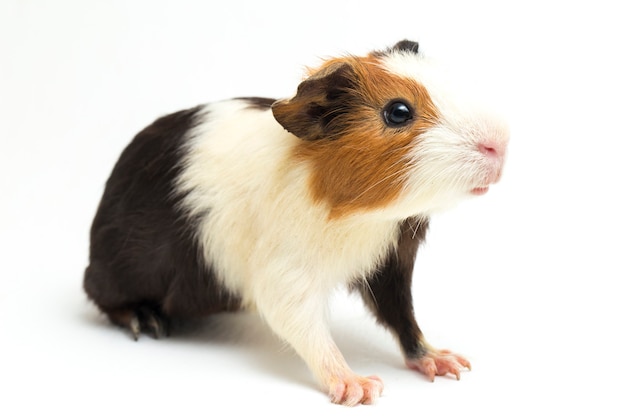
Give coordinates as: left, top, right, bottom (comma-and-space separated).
105, 305, 170, 340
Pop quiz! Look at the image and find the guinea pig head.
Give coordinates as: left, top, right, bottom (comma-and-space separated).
272, 41, 509, 219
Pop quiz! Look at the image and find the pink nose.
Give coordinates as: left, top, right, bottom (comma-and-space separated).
477, 138, 507, 184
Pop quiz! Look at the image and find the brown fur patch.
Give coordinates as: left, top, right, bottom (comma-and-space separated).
287, 56, 440, 218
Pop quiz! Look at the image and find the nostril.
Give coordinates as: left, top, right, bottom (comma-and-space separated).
478, 143, 498, 157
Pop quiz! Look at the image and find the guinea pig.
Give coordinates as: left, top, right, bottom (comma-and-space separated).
83, 40, 509, 406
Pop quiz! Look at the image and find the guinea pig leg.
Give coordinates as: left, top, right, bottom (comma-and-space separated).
357, 217, 471, 381
358, 269, 471, 381
253, 275, 383, 406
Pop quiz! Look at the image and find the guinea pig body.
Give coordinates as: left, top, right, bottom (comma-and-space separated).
84, 41, 508, 406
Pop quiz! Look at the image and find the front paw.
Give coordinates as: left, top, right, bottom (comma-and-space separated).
328, 374, 384, 406
405, 349, 471, 382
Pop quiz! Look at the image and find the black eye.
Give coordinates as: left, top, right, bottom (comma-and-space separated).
382, 101, 414, 127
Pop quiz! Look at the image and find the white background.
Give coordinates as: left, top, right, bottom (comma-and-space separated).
2, 0, 625, 415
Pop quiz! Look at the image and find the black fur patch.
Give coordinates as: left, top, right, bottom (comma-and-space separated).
372, 39, 420, 57
391, 40, 420, 54
271, 62, 358, 141
84, 105, 241, 334
355, 216, 429, 359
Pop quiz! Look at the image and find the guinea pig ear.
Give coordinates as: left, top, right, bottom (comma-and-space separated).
390, 40, 420, 54
271, 62, 356, 141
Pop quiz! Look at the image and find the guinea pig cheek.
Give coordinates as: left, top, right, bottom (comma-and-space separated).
398, 133, 483, 210
296, 128, 418, 219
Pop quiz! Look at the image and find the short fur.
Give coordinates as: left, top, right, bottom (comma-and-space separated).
84, 40, 508, 405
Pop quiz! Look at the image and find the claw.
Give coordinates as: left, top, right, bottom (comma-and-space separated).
129, 316, 141, 341
455, 354, 471, 372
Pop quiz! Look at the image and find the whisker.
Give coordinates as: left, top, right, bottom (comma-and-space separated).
410, 217, 424, 239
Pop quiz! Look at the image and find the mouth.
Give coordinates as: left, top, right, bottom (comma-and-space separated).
470, 186, 490, 196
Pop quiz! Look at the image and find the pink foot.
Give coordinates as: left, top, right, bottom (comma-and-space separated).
406, 349, 471, 382
328, 374, 384, 406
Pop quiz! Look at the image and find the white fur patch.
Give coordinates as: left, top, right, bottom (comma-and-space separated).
176, 98, 401, 305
